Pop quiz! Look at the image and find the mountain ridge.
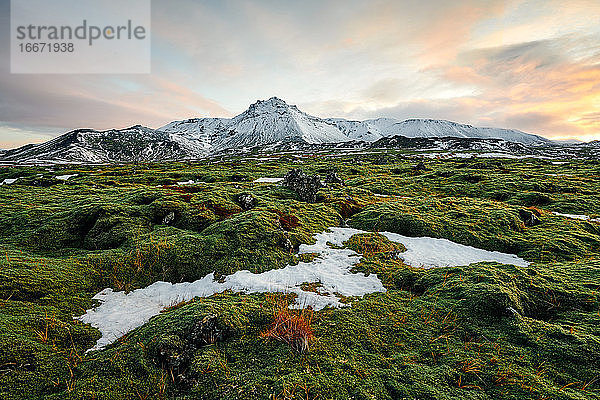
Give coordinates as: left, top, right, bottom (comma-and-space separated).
1, 97, 557, 163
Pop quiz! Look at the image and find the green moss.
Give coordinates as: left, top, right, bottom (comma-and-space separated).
344, 232, 406, 257
0, 155, 598, 399
349, 197, 600, 262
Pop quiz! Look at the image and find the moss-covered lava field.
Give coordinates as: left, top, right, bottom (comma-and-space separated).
1, 151, 599, 399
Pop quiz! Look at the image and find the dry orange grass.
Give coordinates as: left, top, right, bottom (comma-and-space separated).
261, 298, 315, 353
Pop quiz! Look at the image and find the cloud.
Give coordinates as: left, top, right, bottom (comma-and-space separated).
361, 79, 413, 105
0, 69, 231, 131
414, 34, 600, 139
305, 97, 485, 125
0, 123, 60, 149
573, 112, 600, 128
0, 0, 599, 145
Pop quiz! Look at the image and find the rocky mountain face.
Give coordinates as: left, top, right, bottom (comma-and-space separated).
159, 97, 352, 154
0, 126, 188, 163
0, 97, 561, 164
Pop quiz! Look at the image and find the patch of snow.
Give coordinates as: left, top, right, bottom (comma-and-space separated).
380, 232, 529, 269
55, 174, 78, 181
79, 227, 528, 350
0, 178, 18, 185
552, 212, 599, 223
79, 227, 383, 350
176, 180, 197, 185
253, 177, 284, 183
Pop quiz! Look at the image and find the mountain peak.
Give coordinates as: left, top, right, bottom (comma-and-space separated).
248, 97, 294, 112
262, 96, 289, 105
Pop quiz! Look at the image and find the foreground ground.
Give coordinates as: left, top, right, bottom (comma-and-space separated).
0, 150, 599, 399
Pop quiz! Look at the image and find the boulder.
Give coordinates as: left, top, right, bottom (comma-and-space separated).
162, 211, 175, 225
236, 193, 256, 210
282, 169, 323, 203
413, 161, 429, 171
324, 171, 344, 185
519, 209, 541, 227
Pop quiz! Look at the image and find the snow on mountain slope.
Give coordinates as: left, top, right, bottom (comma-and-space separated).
213, 97, 348, 149
0, 126, 187, 163
323, 117, 550, 145
2, 97, 555, 163
325, 118, 386, 142
160, 117, 230, 156
361, 119, 551, 145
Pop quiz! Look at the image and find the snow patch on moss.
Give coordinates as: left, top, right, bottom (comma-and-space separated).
79, 227, 528, 350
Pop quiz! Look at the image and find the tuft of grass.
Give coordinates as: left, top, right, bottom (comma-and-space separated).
261, 297, 315, 353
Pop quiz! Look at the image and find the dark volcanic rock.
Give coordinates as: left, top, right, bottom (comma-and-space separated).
236, 193, 256, 210
282, 169, 323, 203
153, 334, 191, 371
162, 211, 176, 225
280, 234, 294, 253
229, 173, 249, 182
324, 171, 344, 185
437, 170, 455, 178
519, 209, 541, 227
413, 162, 429, 171
463, 174, 483, 183
190, 314, 228, 346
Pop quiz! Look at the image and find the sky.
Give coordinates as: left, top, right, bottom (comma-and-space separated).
1, 0, 599, 148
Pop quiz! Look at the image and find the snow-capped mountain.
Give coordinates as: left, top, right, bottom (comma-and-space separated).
325, 117, 550, 145
218, 97, 349, 148
1, 97, 555, 163
0, 126, 188, 163
165, 97, 550, 148
159, 117, 230, 157
378, 119, 549, 145
160, 97, 349, 152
